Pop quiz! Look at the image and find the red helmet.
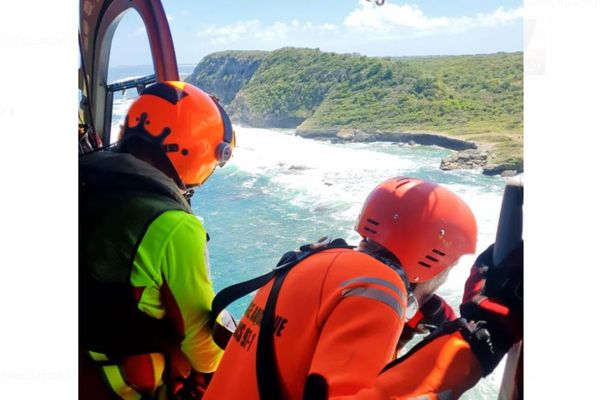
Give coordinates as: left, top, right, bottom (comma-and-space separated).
122, 81, 234, 188
355, 177, 477, 283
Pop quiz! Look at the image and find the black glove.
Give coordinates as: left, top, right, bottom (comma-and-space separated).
459, 242, 523, 376
398, 294, 457, 350
173, 371, 213, 400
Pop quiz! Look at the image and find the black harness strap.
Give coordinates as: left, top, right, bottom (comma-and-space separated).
209, 238, 353, 330
256, 268, 289, 400
209, 238, 353, 400
209, 270, 276, 328
256, 238, 353, 400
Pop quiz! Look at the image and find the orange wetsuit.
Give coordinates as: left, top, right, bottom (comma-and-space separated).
204, 247, 485, 400
205, 248, 408, 399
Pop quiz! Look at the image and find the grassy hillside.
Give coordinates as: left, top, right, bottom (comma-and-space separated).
190, 48, 523, 173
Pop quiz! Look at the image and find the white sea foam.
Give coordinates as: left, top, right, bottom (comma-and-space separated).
229, 125, 506, 299
230, 125, 504, 249
110, 97, 136, 143
230, 126, 417, 215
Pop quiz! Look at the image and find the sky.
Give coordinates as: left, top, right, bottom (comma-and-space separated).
109, 0, 523, 67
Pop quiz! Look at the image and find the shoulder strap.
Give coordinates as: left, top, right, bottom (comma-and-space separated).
209, 238, 353, 399
256, 267, 289, 400
209, 238, 351, 330
209, 270, 276, 330
256, 238, 353, 400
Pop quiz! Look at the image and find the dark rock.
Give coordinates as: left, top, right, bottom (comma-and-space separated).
295, 129, 477, 151
483, 164, 523, 176
440, 149, 488, 171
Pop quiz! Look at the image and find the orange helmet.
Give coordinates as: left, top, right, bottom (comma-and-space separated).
122, 81, 234, 187
355, 177, 477, 283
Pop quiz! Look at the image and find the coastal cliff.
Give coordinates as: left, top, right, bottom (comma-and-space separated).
186, 48, 523, 176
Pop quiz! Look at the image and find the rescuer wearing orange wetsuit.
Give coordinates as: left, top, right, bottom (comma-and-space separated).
80, 81, 235, 399
204, 177, 499, 399
348, 241, 523, 400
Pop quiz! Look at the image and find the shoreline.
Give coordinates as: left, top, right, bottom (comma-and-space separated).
294, 127, 521, 177
295, 128, 477, 150
230, 122, 522, 177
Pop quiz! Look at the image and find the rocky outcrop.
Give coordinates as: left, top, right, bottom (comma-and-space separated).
440, 148, 522, 176
297, 128, 523, 175
483, 164, 521, 177
296, 128, 477, 151
440, 149, 488, 171
185, 51, 267, 105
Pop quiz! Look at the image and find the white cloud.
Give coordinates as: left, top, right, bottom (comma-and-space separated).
167, 14, 175, 22
193, 3, 521, 54
199, 20, 261, 44
344, 1, 522, 35
256, 21, 290, 41
198, 20, 340, 45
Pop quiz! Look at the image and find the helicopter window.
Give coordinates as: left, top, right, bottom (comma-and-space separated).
106, 9, 155, 145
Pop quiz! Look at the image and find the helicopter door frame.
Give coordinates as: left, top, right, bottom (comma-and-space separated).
79, 0, 179, 146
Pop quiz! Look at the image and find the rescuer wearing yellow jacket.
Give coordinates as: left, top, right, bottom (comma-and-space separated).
80, 81, 235, 399
205, 177, 519, 399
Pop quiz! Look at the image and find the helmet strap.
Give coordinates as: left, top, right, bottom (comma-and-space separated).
211, 97, 234, 166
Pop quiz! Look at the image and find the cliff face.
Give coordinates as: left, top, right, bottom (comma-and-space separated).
185, 51, 267, 105
228, 92, 306, 128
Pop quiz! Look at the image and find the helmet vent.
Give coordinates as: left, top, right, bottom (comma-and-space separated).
432, 249, 446, 256
364, 226, 377, 234
418, 261, 432, 268
395, 180, 411, 190
366, 218, 380, 226
425, 255, 439, 262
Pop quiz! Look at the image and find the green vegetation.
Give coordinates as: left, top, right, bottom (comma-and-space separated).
190, 48, 523, 172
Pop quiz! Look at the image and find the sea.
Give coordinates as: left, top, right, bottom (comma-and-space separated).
107, 65, 509, 399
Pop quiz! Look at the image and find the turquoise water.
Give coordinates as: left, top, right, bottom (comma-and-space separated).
109, 67, 509, 399
107, 64, 196, 83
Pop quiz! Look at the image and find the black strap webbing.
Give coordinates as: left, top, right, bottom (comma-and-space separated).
209, 238, 354, 400
209, 270, 276, 328
209, 238, 353, 331
256, 269, 289, 400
